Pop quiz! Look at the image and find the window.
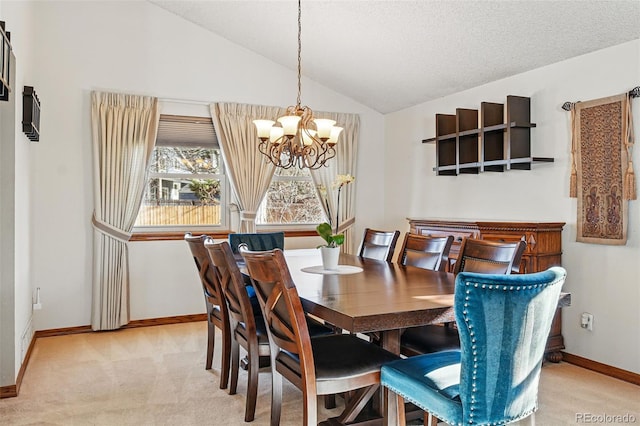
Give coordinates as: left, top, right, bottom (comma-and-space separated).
134, 115, 227, 229
256, 166, 326, 226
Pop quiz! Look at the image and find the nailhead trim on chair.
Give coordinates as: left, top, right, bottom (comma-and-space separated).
460, 276, 564, 425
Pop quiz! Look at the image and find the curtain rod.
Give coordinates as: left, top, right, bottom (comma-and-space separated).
562, 86, 640, 111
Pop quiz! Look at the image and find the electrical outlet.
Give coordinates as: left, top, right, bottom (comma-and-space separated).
33, 287, 42, 310
580, 312, 593, 331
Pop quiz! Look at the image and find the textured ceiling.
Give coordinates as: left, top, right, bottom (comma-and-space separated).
150, 0, 640, 114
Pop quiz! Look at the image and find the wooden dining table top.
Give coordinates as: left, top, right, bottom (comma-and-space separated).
284, 250, 458, 335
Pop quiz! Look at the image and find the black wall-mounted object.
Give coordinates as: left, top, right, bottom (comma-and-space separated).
0, 21, 13, 102
22, 86, 41, 142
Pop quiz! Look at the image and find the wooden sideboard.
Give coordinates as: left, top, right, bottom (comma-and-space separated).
407, 218, 566, 362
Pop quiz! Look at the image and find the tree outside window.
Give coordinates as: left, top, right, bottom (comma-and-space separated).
135, 146, 226, 227
257, 167, 326, 225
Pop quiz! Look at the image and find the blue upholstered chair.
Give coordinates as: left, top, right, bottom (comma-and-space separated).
382, 267, 566, 426
228, 231, 285, 315
228, 232, 285, 254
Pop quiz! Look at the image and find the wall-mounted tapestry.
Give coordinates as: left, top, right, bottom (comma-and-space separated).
569, 93, 635, 245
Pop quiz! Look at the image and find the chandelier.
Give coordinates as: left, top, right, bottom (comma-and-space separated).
253, 0, 342, 170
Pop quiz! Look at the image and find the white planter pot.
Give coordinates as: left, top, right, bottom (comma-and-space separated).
320, 246, 340, 271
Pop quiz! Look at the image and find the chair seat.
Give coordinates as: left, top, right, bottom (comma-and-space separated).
306, 317, 336, 337
401, 324, 460, 357
236, 315, 270, 346
381, 350, 463, 425
277, 334, 399, 383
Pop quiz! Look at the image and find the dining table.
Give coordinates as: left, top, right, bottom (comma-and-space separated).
285, 250, 458, 352
251, 248, 571, 425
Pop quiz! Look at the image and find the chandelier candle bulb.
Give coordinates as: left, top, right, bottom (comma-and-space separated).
269, 126, 284, 144
254, 120, 275, 139
313, 118, 336, 140
277, 115, 301, 136
302, 129, 316, 146
328, 126, 343, 145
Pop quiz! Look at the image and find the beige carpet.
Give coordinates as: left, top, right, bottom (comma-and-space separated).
1, 321, 638, 425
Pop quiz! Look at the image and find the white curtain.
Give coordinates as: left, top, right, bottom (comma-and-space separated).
310, 113, 360, 254
90, 92, 159, 330
210, 102, 281, 232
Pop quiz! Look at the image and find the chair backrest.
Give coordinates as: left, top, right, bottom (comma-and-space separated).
453, 238, 526, 275
240, 248, 317, 388
454, 267, 566, 425
204, 239, 257, 334
357, 228, 400, 262
228, 232, 285, 254
398, 233, 454, 271
184, 233, 226, 309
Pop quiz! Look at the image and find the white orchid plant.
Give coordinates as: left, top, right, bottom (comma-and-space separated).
316, 174, 355, 248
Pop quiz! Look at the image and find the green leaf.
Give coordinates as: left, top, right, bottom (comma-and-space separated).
316, 222, 333, 244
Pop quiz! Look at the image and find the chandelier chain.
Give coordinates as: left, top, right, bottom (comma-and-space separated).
252, 0, 341, 169
296, 0, 302, 108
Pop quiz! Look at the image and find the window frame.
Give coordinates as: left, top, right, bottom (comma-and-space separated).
132, 114, 231, 234
255, 167, 327, 231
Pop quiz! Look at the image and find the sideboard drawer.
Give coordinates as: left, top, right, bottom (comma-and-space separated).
418, 228, 475, 244
480, 232, 530, 251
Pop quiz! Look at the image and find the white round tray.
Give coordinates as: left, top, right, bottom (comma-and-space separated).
300, 265, 363, 275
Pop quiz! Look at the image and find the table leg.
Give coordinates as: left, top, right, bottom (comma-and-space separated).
380, 329, 400, 425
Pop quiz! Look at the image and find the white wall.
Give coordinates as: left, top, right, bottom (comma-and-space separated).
0, 0, 36, 384
384, 39, 640, 373
10, 1, 384, 331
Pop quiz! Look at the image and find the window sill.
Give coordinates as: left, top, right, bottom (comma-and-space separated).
130, 229, 319, 242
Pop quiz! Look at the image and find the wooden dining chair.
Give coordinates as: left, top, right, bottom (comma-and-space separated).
398, 233, 454, 271
184, 233, 231, 389
357, 228, 400, 262
401, 237, 527, 357
204, 239, 270, 422
241, 248, 400, 426
383, 267, 566, 426
453, 237, 527, 275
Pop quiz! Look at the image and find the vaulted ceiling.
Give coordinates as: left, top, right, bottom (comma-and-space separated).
150, 0, 640, 114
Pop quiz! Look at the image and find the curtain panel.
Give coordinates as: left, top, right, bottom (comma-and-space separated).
310, 112, 360, 254
210, 103, 282, 233
90, 92, 159, 330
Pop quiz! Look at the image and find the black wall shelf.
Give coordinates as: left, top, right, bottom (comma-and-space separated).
22, 86, 40, 142
422, 95, 553, 175
0, 21, 13, 102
